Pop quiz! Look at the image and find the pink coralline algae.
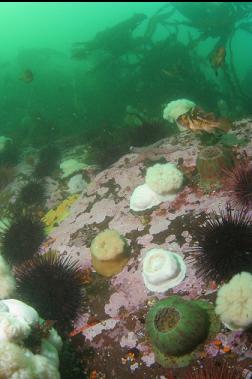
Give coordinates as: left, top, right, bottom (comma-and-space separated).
105, 266, 148, 317
140, 351, 155, 367
171, 259, 206, 298
43, 119, 252, 372
120, 332, 138, 349
83, 318, 120, 342
45, 178, 64, 210
149, 216, 171, 235
205, 331, 252, 360
108, 207, 144, 235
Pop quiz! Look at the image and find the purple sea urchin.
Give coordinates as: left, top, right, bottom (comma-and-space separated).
225, 162, 252, 209
15, 252, 86, 333
1, 215, 45, 265
189, 203, 252, 283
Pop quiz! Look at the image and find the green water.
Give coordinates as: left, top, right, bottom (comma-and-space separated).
0, 2, 252, 161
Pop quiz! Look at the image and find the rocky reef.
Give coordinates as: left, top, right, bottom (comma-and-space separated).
38, 119, 252, 378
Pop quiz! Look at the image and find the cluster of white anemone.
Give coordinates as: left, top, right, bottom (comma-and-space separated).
60, 158, 86, 178
130, 162, 183, 212
0, 299, 62, 379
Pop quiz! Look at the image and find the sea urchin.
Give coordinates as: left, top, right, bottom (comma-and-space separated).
16, 179, 46, 208
225, 162, 252, 209
1, 215, 45, 265
190, 203, 252, 283
15, 252, 87, 332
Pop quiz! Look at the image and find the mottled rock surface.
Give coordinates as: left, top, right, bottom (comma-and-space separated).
42, 120, 252, 378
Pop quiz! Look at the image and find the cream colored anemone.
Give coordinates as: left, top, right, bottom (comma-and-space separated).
215, 272, 252, 331
60, 159, 86, 178
145, 163, 183, 196
2, 299, 39, 326
163, 99, 195, 123
130, 184, 176, 212
130, 184, 160, 212
142, 248, 186, 292
0, 299, 61, 378
91, 229, 130, 277
67, 174, 87, 194
32, 355, 60, 379
0, 312, 31, 342
0, 300, 38, 343
0, 341, 60, 379
0, 341, 31, 378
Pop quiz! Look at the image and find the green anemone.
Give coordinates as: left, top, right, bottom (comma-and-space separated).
146, 296, 220, 368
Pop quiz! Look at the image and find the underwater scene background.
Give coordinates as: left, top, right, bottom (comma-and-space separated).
0, 2, 252, 379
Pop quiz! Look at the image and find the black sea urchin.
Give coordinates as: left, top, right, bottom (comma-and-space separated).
15, 252, 86, 332
183, 359, 242, 379
225, 162, 252, 209
1, 215, 45, 265
17, 179, 46, 208
190, 203, 252, 283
